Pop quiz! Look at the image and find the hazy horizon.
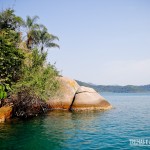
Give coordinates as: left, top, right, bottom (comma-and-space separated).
76, 79, 150, 86
1, 0, 150, 85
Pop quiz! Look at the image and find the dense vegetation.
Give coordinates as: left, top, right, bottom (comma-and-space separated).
76, 80, 150, 93
0, 9, 59, 117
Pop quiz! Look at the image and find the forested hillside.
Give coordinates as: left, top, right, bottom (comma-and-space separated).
76, 80, 150, 93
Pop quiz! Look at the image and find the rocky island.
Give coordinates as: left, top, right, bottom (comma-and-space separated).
0, 9, 111, 123
0, 76, 112, 123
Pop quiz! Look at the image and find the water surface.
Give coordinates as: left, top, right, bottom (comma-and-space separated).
0, 93, 150, 150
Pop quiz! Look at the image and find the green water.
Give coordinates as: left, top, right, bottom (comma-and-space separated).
0, 93, 150, 150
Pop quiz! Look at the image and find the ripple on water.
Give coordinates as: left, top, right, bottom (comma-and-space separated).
0, 93, 150, 150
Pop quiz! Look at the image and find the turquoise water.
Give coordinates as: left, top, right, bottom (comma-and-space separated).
0, 93, 150, 150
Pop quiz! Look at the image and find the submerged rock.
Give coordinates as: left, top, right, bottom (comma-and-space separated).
47, 77, 80, 109
71, 86, 112, 111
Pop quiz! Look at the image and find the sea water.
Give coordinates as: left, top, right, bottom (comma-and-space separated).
0, 93, 150, 150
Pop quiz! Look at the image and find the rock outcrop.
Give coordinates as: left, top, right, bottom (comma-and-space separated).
0, 106, 12, 123
71, 86, 112, 110
47, 77, 80, 109
0, 77, 111, 122
47, 77, 112, 111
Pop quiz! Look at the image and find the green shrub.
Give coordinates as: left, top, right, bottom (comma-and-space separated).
0, 84, 7, 100
13, 49, 59, 101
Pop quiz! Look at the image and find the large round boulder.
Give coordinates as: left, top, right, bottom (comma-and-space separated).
47, 77, 80, 109
71, 86, 112, 110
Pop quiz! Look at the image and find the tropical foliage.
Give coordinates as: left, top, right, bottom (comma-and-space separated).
0, 9, 24, 89
13, 49, 59, 101
0, 84, 8, 100
33, 26, 59, 53
24, 15, 39, 49
0, 8, 60, 105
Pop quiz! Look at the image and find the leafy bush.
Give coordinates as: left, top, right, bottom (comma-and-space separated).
13, 49, 59, 101
0, 30, 24, 85
0, 84, 7, 100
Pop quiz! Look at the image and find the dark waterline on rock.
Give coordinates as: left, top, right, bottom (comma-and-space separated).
0, 93, 150, 150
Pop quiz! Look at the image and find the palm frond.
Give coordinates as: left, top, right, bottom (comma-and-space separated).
46, 42, 60, 49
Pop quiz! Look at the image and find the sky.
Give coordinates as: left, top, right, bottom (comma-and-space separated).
1, 0, 150, 85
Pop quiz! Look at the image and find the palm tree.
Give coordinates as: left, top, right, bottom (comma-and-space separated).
24, 15, 39, 49
35, 26, 59, 53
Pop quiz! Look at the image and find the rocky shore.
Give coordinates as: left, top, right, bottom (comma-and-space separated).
48, 77, 112, 111
0, 77, 112, 123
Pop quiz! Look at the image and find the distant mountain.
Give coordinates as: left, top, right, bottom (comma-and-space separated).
76, 80, 150, 93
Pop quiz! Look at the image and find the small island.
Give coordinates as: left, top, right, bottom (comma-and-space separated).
0, 9, 111, 123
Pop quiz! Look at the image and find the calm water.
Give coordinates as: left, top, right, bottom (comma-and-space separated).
0, 93, 150, 150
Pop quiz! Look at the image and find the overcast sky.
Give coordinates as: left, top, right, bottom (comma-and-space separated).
1, 0, 150, 85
